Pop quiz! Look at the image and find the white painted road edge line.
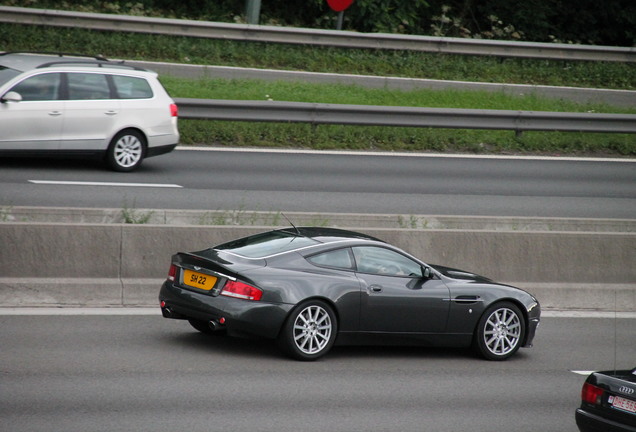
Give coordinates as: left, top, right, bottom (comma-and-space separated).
28, 180, 183, 188
176, 146, 636, 163
0, 308, 634, 317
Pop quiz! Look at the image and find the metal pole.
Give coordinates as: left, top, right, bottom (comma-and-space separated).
336, 11, 344, 30
246, 0, 261, 25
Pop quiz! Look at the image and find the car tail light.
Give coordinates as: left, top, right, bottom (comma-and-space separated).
168, 264, 177, 282
221, 280, 263, 301
582, 382, 604, 405
170, 103, 178, 117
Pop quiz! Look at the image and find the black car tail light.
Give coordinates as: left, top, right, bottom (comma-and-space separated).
221, 280, 263, 301
582, 382, 604, 405
168, 264, 177, 282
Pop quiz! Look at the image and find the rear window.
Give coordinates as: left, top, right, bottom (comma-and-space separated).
68, 73, 111, 100
215, 231, 319, 258
112, 75, 153, 99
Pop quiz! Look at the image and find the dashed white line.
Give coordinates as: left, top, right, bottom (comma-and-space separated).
29, 180, 182, 188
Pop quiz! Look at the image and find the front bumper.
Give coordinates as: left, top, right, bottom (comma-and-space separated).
159, 280, 293, 339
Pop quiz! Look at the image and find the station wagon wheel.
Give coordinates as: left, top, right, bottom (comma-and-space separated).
107, 130, 145, 172
278, 300, 337, 361
474, 302, 525, 361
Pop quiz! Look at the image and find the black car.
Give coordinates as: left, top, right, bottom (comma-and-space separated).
576, 368, 636, 432
159, 227, 540, 361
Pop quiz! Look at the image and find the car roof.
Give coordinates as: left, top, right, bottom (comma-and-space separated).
282, 227, 385, 243
209, 227, 386, 260
0, 52, 150, 74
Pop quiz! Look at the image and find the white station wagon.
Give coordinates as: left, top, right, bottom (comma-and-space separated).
0, 52, 179, 171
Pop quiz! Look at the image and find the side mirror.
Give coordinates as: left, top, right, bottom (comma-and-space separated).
1, 91, 22, 103
422, 266, 431, 279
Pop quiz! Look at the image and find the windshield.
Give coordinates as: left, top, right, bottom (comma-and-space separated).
0, 66, 21, 87
215, 230, 319, 258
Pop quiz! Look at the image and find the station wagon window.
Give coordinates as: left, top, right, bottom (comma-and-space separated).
307, 248, 355, 270
352, 246, 422, 277
112, 75, 153, 99
10, 73, 61, 101
67, 73, 111, 100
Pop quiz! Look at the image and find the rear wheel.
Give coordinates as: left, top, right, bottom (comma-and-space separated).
277, 300, 337, 361
474, 302, 525, 361
106, 130, 145, 172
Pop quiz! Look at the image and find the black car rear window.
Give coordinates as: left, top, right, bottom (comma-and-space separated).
215, 231, 319, 258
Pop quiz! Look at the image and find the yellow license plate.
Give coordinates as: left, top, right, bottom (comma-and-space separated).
183, 270, 217, 291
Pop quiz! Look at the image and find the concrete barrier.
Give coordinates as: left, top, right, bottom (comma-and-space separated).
1, 222, 634, 311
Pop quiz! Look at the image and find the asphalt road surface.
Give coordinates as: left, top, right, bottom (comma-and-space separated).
1, 148, 634, 218
1, 310, 634, 432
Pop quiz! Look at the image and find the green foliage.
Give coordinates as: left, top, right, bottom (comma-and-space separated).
2, 24, 634, 90
2, 0, 634, 45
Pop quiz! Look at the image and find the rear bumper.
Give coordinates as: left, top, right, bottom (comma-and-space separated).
146, 143, 177, 158
576, 408, 636, 432
159, 280, 293, 339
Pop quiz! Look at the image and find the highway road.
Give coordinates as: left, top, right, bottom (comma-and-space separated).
1, 148, 635, 218
1, 310, 634, 432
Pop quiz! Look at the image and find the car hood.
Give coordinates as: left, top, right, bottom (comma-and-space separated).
429, 264, 494, 283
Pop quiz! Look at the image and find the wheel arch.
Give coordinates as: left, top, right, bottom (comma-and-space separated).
276, 295, 340, 339
107, 127, 148, 157
473, 297, 530, 344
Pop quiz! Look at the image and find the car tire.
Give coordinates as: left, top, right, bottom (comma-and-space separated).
474, 301, 525, 361
277, 300, 337, 361
106, 130, 146, 172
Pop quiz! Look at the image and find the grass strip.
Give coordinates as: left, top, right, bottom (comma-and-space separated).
1, 24, 635, 156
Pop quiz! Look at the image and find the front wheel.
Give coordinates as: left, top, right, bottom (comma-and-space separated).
474, 302, 525, 361
277, 300, 337, 361
106, 130, 145, 172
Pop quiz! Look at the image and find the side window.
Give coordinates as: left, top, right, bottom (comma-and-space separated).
112, 75, 153, 99
307, 248, 354, 271
67, 73, 111, 100
10, 73, 61, 101
352, 246, 422, 278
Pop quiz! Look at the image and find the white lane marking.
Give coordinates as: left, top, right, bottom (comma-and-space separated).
29, 180, 182, 188
572, 371, 595, 376
176, 145, 636, 163
542, 311, 636, 319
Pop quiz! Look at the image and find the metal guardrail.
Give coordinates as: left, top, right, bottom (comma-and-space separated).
1, 6, 634, 63
175, 98, 636, 134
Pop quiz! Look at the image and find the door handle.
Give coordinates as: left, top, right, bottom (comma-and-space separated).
105, 110, 118, 116
369, 284, 383, 293
48, 111, 62, 116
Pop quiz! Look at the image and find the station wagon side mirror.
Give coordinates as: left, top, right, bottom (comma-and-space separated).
1, 91, 22, 103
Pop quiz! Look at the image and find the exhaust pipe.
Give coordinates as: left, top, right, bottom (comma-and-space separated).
208, 317, 227, 332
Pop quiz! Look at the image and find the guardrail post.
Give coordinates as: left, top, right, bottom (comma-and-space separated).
246, 0, 261, 25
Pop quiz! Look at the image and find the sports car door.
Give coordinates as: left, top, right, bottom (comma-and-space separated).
353, 246, 450, 333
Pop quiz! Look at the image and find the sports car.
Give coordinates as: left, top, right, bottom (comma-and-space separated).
159, 227, 540, 361
576, 368, 636, 432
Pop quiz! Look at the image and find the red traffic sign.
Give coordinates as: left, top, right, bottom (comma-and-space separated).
326, 0, 354, 12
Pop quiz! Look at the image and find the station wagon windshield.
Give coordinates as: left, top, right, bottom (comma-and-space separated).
0, 66, 20, 87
